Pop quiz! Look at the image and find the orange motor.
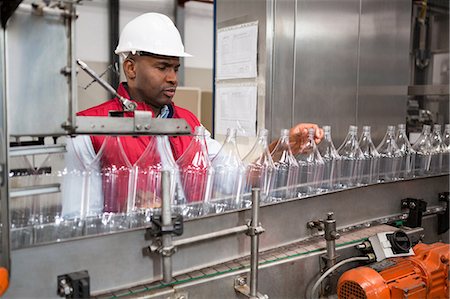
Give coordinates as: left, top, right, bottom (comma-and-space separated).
337, 242, 449, 299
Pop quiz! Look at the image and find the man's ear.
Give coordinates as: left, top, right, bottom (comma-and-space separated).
123, 58, 136, 80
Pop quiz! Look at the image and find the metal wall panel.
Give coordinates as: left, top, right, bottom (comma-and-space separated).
357, 0, 412, 144
6, 8, 70, 136
271, 0, 296, 136
293, 0, 361, 144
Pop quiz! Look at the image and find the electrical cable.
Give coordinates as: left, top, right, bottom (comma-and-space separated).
309, 255, 371, 299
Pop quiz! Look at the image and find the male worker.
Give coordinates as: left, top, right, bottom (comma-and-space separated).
69, 13, 323, 215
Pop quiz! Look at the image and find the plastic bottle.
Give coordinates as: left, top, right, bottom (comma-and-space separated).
430, 124, 446, 174
132, 136, 178, 226
243, 129, 275, 204
395, 124, 416, 179
211, 128, 246, 212
412, 125, 433, 177
297, 128, 325, 196
337, 125, 364, 187
317, 126, 341, 191
359, 126, 380, 185
176, 126, 214, 217
271, 129, 299, 200
376, 125, 402, 182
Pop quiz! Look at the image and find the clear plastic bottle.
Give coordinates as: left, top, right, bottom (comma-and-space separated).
317, 126, 341, 191
211, 128, 246, 212
176, 126, 214, 217
430, 124, 446, 174
271, 129, 299, 200
359, 126, 380, 185
297, 128, 325, 196
442, 124, 450, 174
94, 136, 134, 232
396, 124, 416, 179
337, 125, 364, 187
132, 136, 178, 226
243, 129, 275, 204
376, 126, 402, 182
412, 125, 433, 177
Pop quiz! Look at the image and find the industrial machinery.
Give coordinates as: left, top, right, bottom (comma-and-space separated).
338, 242, 449, 299
0, 0, 448, 298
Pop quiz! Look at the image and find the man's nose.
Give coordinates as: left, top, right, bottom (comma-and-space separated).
166, 68, 177, 84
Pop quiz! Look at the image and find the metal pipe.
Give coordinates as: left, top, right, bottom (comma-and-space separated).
250, 188, 260, 297
18, 3, 70, 17
9, 144, 66, 157
10, 184, 61, 198
161, 171, 173, 284
323, 212, 339, 268
108, 0, 120, 90
173, 225, 248, 247
76, 60, 137, 111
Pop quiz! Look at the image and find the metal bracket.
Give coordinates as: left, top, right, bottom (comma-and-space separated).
245, 220, 265, 236
437, 192, 449, 234
234, 276, 268, 299
134, 110, 153, 131
0, 164, 4, 187
57, 270, 90, 298
147, 213, 184, 238
401, 198, 427, 228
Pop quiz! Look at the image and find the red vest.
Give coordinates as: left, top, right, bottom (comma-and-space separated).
77, 83, 200, 164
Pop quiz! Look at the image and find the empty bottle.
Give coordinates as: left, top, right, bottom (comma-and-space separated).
317, 126, 341, 191
430, 124, 446, 174
395, 124, 416, 179
211, 128, 246, 212
412, 125, 433, 177
442, 124, 450, 173
176, 126, 214, 217
132, 136, 178, 226
359, 126, 380, 184
243, 129, 275, 204
297, 128, 325, 196
271, 129, 299, 200
376, 126, 402, 182
337, 126, 364, 187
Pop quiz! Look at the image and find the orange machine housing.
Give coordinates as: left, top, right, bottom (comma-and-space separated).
337, 242, 449, 299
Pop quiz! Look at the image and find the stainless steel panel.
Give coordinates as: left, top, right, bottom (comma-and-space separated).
357, 0, 412, 144
271, 0, 296, 136
6, 7, 70, 136
6, 176, 448, 298
293, 0, 360, 145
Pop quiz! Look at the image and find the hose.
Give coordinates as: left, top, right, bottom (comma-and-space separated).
309, 255, 371, 299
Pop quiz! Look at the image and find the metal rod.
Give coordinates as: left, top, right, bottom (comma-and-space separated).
161, 171, 173, 284
173, 225, 248, 247
250, 188, 260, 297
9, 144, 66, 157
76, 60, 136, 111
10, 184, 60, 198
18, 3, 70, 17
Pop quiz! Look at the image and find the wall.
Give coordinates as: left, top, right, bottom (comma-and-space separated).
216, 0, 413, 146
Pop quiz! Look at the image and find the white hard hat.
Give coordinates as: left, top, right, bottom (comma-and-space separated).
115, 13, 191, 57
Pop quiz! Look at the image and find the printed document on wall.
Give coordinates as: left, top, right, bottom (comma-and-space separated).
215, 84, 257, 137
216, 22, 258, 80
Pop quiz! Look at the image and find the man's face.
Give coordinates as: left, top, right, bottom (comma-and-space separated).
126, 54, 180, 112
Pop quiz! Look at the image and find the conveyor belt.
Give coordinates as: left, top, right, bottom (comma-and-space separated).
94, 224, 400, 299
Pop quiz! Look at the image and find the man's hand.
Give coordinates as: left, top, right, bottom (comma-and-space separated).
269, 123, 324, 156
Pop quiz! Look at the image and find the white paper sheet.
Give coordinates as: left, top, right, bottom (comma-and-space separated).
216, 22, 258, 80
215, 84, 257, 137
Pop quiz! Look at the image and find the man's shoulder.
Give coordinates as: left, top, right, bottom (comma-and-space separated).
77, 100, 122, 116
172, 103, 201, 125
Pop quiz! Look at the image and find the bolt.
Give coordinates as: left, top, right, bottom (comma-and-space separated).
90, 124, 96, 129
409, 202, 416, 209
136, 124, 142, 130
178, 296, 186, 299
327, 212, 334, 220
441, 256, 449, 264
236, 277, 246, 286
144, 125, 151, 130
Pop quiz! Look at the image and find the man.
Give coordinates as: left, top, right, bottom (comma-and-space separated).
70, 13, 323, 215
